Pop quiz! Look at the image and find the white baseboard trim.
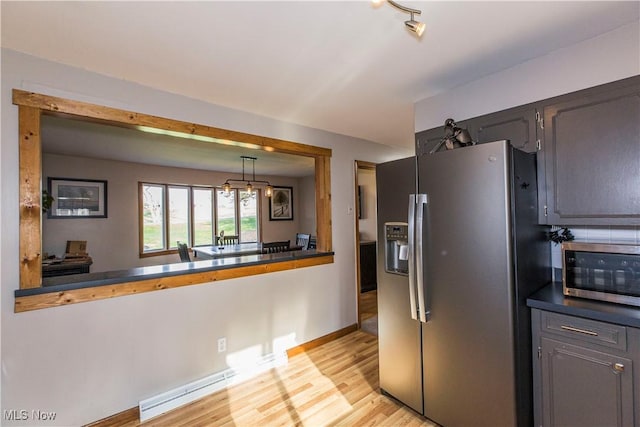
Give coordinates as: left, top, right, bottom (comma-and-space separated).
139, 351, 288, 422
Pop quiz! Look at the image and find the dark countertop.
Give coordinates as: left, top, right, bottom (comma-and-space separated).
527, 282, 640, 328
16, 250, 333, 298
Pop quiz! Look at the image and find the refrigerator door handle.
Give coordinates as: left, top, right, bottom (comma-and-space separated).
407, 194, 418, 320
415, 194, 429, 323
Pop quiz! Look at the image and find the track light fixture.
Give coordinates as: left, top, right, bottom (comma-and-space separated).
405, 14, 426, 37
373, 0, 425, 37
222, 156, 273, 197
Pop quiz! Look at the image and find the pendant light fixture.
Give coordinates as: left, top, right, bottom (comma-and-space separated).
373, 0, 426, 37
222, 156, 273, 197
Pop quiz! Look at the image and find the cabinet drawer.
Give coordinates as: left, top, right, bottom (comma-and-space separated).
541, 311, 627, 351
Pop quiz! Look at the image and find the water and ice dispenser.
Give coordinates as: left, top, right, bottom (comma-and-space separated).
384, 222, 409, 275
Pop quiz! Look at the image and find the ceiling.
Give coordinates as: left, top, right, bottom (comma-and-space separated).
40, 115, 316, 177
2, 1, 639, 151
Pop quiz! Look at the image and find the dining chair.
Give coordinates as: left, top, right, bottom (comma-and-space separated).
295, 233, 311, 250
177, 241, 191, 262
308, 236, 317, 250
261, 240, 291, 254
219, 235, 239, 245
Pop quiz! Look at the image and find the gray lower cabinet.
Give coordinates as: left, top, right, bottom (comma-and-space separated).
532, 308, 639, 427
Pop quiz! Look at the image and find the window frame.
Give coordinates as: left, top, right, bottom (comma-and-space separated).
139, 182, 167, 253
191, 186, 216, 248
167, 184, 191, 250
13, 89, 333, 311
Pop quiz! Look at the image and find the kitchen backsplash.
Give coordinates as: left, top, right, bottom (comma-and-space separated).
550, 225, 639, 281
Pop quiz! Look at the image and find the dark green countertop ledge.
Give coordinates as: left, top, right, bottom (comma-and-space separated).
16, 250, 333, 298
527, 282, 640, 329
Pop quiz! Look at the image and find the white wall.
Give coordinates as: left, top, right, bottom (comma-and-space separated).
415, 22, 640, 132
297, 175, 316, 238
357, 168, 377, 241
42, 153, 302, 272
1, 49, 411, 426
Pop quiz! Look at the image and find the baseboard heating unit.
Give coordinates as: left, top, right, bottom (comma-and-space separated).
139, 351, 288, 422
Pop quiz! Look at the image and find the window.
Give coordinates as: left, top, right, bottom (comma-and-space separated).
140, 183, 260, 254
168, 186, 190, 249
193, 188, 214, 247
141, 184, 165, 251
239, 190, 258, 242
216, 189, 236, 237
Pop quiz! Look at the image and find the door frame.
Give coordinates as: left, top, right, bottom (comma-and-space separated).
354, 160, 377, 328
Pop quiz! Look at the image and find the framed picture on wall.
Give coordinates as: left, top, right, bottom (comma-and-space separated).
47, 177, 108, 218
269, 186, 293, 221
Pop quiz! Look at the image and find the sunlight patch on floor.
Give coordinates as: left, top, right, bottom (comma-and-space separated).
224, 351, 363, 425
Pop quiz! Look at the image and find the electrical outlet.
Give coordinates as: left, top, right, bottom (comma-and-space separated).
217, 337, 226, 353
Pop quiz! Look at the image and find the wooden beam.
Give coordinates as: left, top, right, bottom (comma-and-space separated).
315, 155, 332, 252
355, 160, 376, 170
15, 255, 334, 313
19, 106, 42, 289
12, 89, 332, 158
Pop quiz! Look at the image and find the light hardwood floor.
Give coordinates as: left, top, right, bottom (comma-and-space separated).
359, 290, 377, 321
104, 330, 434, 427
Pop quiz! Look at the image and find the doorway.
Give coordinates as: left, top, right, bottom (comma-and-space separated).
354, 161, 378, 335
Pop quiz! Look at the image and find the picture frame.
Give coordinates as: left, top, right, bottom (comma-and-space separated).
269, 186, 293, 221
47, 177, 108, 218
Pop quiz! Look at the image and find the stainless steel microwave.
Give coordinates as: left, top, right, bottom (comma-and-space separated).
562, 242, 640, 307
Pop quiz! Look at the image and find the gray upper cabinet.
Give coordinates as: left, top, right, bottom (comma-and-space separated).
416, 109, 537, 155
539, 76, 640, 225
471, 105, 538, 153
415, 126, 446, 156
415, 76, 640, 225
415, 119, 476, 155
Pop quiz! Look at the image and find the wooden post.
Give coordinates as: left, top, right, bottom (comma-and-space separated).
19, 106, 42, 289
315, 155, 332, 252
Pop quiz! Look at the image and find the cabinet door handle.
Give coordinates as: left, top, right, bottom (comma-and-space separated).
614, 363, 625, 373
560, 325, 598, 336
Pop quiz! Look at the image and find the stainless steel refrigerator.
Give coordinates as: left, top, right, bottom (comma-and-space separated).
376, 140, 550, 426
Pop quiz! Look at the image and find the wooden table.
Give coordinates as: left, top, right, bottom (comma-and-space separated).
193, 243, 262, 259
193, 243, 303, 259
